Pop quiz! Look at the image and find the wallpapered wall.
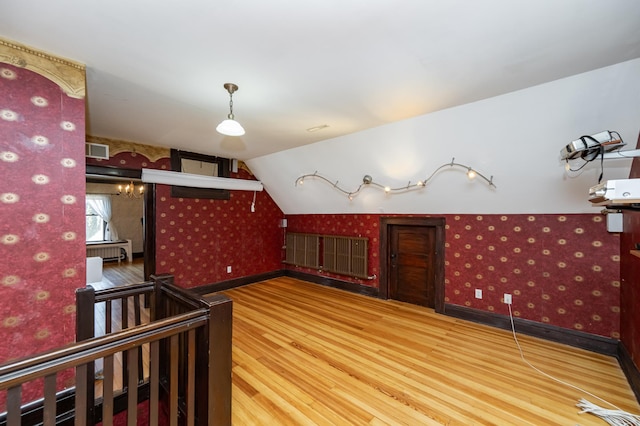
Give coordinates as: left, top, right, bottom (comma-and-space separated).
0, 64, 85, 399
620, 136, 640, 368
286, 213, 620, 338
621, 211, 640, 356
87, 152, 285, 288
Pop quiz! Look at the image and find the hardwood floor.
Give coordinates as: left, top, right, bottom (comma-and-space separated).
87, 258, 148, 398
220, 277, 639, 425
88, 266, 639, 424
91, 258, 145, 290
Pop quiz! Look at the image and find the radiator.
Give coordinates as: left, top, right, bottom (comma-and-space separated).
323, 236, 368, 279
86, 240, 132, 263
285, 233, 368, 279
285, 233, 320, 268
86, 246, 124, 261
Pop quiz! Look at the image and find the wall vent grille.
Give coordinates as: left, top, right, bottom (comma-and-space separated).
85, 143, 109, 160
285, 232, 368, 279
323, 235, 368, 278
285, 233, 320, 269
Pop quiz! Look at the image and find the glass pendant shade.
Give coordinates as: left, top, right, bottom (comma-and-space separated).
216, 116, 245, 136
217, 83, 245, 136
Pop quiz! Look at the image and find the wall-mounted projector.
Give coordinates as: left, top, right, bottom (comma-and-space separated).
589, 179, 640, 206
561, 131, 625, 161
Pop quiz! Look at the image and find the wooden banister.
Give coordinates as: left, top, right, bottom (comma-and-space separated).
75, 286, 96, 425
202, 293, 233, 424
0, 310, 208, 386
1, 275, 233, 425
0, 311, 211, 423
92, 282, 154, 303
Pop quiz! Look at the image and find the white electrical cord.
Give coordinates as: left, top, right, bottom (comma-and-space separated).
507, 304, 640, 426
577, 399, 640, 426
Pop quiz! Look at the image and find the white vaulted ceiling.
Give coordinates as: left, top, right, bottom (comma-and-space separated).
2, 0, 640, 161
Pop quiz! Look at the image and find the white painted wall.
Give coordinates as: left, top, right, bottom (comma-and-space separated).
247, 59, 640, 215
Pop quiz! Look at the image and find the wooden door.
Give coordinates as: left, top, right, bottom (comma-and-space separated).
389, 225, 436, 307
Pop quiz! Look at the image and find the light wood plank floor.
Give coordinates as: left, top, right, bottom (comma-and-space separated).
220, 277, 639, 425
87, 258, 149, 397
90, 258, 145, 290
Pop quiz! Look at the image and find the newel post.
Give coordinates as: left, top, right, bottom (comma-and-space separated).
75, 286, 96, 424
150, 273, 174, 321
199, 294, 233, 425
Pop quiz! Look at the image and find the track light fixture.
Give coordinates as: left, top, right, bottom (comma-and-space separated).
295, 158, 495, 200
216, 83, 245, 136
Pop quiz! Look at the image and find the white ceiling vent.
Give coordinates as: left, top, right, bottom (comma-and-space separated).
85, 143, 109, 160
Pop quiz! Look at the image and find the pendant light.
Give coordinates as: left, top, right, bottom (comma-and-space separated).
216, 83, 245, 136
117, 180, 144, 199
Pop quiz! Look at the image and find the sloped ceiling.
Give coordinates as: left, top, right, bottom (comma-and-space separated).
247, 59, 640, 214
1, 0, 640, 162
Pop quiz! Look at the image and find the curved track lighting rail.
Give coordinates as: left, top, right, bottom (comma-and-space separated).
295, 158, 496, 200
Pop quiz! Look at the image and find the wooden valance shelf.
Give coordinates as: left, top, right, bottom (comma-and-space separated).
631, 250, 640, 259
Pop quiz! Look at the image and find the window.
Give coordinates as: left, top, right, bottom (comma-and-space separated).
86, 203, 106, 241
170, 149, 231, 199
86, 194, 118, 241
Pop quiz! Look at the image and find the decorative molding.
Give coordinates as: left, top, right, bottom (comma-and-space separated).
191, 270, 286, 295
284, 269, 380, 298
618, 342, 640, 403
191, 269, 380, 298
444, 303, 618, 356
0, 37, 86, 98
237, 161, 252, 175
85, 135, 254, 175
86, 136, 171, 163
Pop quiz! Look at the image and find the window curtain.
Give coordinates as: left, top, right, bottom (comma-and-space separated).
86, 194, 119, 241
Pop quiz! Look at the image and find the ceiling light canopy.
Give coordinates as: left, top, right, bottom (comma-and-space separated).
216, 83, 245, 137
306, 124, 329, 133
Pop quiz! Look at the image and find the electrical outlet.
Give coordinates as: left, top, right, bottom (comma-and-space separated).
475, 289, 482, 299
226, 266, 232, 273
503, 293, 512, 304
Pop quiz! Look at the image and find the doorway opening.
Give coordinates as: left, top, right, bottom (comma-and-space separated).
86, 165, 156, 282
379, 217, 445, 313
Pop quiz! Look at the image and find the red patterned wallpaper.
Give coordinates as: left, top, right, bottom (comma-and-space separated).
620, 130, 640, 368
87, 152, 285, 288
286, 213, 620, 338
285, 214, 383, 284
0, 64, 85, 401
155, 174, 284, 287
621, 212, 640, 358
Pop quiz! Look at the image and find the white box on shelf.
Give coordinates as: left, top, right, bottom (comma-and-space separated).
606, 213, 623, 233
